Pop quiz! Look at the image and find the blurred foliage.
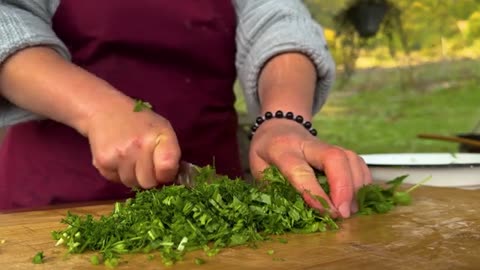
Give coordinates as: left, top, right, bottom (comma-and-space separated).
304, 0, 480, 72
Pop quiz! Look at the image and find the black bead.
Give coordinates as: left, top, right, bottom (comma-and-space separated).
265, 112, 273, 119
310, 128, 317, 136
248, 133, 253, 140
285, 112, 294, 119
303, 121, 312, 129
256, 116, 264, 125
295, 115, 304, 123
251, 125, 258, 132
275, 110, 284, 118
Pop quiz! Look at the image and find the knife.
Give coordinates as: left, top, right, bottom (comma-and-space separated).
172, 161, 201, 188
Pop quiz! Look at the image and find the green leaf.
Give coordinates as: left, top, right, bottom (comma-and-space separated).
195, 257, 206, 265
32, 251, 44, 264
393, 191, 412, 205
133, 99, 152, 112
385, 175, 409, 194
105, 258, 119, 268
90, 255, 100, 265
315, 172, 330, 195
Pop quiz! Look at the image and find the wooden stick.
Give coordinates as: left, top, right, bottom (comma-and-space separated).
417, 133, 480, 148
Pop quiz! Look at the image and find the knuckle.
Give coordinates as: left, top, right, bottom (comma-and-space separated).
155, 147, 180, 165
332, 180, 354, 196
324, 147, 348, 162
155, 118, 174, 133
156, 159, 178, 171
94, 152, 113, 169
163, 119, 174, 130
344, 150, 358, 159
98, 169, 118, 182
290, 164, 314, 178
131, 136, 147, 149
269, 151, 296, 166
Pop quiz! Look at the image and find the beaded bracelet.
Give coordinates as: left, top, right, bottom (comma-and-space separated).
248, 110, 317, 140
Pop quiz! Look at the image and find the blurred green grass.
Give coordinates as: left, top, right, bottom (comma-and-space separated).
235, 59, 480, 154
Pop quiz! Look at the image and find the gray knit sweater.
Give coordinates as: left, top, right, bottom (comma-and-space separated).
0, 0, 335, 127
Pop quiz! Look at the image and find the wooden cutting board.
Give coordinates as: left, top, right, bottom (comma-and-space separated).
1, 186, 479, 270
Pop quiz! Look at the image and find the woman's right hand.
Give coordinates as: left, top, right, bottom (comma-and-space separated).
0, 47, 181, 189
84, 99, 181, 189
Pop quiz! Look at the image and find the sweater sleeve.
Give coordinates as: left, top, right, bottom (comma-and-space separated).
233, 0, 336, 119
0, 0, 69, 127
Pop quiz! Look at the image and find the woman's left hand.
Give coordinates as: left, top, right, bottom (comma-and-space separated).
249, 118, 372, 219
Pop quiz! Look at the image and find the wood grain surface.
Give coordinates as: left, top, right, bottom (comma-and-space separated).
1, 186, 479, 270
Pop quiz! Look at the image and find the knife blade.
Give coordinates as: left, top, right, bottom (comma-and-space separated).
172, 161, 201, 188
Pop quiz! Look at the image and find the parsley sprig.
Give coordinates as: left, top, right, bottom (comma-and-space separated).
357, 175, 431, 215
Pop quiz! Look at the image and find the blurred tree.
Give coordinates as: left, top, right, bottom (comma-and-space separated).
304, 0, 480, 73
467, 11, 480, 42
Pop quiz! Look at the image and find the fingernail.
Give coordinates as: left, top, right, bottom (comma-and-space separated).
339, 202, 351, 218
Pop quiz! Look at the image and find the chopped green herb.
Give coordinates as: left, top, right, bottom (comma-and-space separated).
273, 257, 286, 261
357, 175, 430, 215
133, 99, 152, 112
194, 257, 206, 265
90, 255, 100, 265
267, 249, 275, 255
278, 238, 288, 244
105, 258, 119, 268
315, 173, 330, 195
32, 251, 44, 264
206, 247, 221, 257
51, 166, 414, 267
147, 254, 155, 261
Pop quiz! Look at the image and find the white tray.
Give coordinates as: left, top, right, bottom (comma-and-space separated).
360, 153, 480, 190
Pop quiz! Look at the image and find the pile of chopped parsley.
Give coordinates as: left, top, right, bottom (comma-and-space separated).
51, 166, 419, 267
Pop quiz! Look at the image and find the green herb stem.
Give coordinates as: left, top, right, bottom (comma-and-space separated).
406, 175, 433, 193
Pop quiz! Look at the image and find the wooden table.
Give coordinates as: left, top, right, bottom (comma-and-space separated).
1, 186, 479, 270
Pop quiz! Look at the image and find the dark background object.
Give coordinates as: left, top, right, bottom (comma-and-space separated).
346, 0, 389, 38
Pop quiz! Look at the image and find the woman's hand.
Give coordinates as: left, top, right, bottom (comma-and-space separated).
84, 100, 181, 189
0, 47, 181, 189
249, 118, 372, 218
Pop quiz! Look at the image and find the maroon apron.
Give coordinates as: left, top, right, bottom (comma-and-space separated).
0, 0, 241, 210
